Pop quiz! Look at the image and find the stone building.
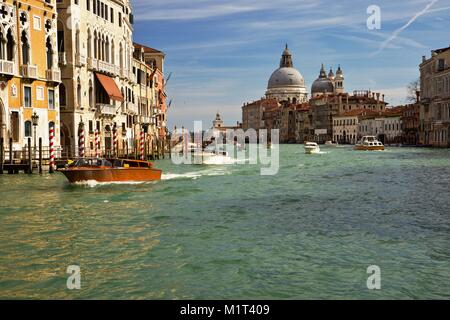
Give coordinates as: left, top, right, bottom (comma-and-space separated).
57, 0, 135, 157
242, 98, 279, 132
401, 103, 420, 145
419, 46, 450, 147
358, 107, 403, 144
132, 43, 167, 155
0, 0, 60, 150
332, 109, 370, 144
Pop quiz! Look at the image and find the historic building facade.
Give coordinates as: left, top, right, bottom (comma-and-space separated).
0, 0, 60, 149
132, 43, 168, 155
419, 46, 450, 147
57, 0, 135, 157
401, 103, 420, 145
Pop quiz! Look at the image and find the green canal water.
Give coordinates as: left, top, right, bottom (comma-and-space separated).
0, 145, 449, 299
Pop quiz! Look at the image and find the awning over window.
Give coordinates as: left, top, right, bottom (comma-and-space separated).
95, 73, 124, 102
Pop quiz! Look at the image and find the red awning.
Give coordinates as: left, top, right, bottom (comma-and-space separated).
95, 73, 124, 102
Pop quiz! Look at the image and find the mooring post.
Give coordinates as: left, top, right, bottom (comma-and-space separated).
0, 137, 4, 174
39, 138, 42, 174
27, 137, 32, 174
9, 137, 13, 164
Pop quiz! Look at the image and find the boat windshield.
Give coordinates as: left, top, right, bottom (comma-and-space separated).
71, 159, 113, 167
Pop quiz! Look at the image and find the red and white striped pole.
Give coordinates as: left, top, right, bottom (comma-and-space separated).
95, 129, 99, 158
79, 123, 85, 158
113, 126, 118, 157
49, 127, 55, 173
140, 131, 145, 160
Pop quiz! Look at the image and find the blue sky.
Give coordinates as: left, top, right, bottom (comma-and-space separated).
132, 0, 450, 129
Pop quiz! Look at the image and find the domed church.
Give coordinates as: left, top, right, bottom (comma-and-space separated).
311, 64, 345, 98
265, 45, 308, 103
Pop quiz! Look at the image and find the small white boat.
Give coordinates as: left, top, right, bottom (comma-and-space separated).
304, 142, 321, 154
325, 141, 339, 147
354, 136, 385, 151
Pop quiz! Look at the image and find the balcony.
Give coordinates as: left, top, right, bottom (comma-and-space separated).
20, 64, 38, 79
96, 103, 117, 116
88, 57, 118, 76
0, 60, 14, 76
58, 52, 67, 66
75, 54, 87, 67
126, 103, 138, 114
140, 115, 151, 124
46, 69, 61, 83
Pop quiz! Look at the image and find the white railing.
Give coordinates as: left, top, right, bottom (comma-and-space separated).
46, 69, 61, 82
127, 103, 138, 114
20, 64, 38, 79
0, 60, 14, 75
97, 103, 117, 116
88, 57, 118, 76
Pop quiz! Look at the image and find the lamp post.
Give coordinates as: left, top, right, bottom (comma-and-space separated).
31, 112, 39, 157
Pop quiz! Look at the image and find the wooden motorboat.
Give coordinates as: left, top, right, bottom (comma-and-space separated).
60, 158, 162, 183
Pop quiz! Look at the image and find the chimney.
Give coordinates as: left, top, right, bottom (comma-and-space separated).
376, 93, 380, 102
382, 94, 385, 103
422, 55, 426, 63
416, 91, 420, 103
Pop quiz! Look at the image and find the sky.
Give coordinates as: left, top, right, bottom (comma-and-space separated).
132, 0, 450, 129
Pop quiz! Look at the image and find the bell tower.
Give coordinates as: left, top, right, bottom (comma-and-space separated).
279, 44, 294, 68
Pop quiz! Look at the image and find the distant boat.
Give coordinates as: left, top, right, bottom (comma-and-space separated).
325, 141, 339, 147
304, 142, 321, 154
60, 158, 162, 183
354, 136, 385, 151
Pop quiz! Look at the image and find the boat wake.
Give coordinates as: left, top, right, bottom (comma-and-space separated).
162, 168, 229, 181
73, 180, 154, 188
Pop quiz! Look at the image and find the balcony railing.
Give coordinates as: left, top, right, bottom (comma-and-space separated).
76, 54, 87, 67
97, 103, 117, 116
46, 69, 61, 82
126, 103, 138, 114
0, 60, 14, 76
88, 57, 118, 76
20, 64, 38, 79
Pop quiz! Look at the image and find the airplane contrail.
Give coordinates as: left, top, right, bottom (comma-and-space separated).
373, 0, 439, 56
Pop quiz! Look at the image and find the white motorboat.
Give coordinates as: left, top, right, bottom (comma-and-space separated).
354, 136, 385, 151
325, 141, 339, 147
304, 142, 321, 154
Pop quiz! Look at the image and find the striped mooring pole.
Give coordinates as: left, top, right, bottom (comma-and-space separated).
113, 127, 118, 157
95, 129, 100, 158
49, 127, 55, 173
140, 131, 145, 160
79, 126, 85, 158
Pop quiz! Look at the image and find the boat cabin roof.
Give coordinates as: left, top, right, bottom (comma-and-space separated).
70, 158, 153, 168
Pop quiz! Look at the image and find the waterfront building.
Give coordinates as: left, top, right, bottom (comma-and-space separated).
132, 43, 167, 155
310, 89, 387, 143
401, 103, 420, 145
0, 0, 60, 150
57, 0, 135, 157
332, 110, 368, 144
419, 46, 450, 147
242, 98, 279, 132
357, 107, 403, 144
265, 45, 308, 103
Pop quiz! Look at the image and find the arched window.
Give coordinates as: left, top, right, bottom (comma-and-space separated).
77, 78, 82, 108
93, 31, 97, 59
89, 80, 94, 109
75, 28, 80, 56
57, 21, 65, 53
0, 32, 5, 60
46, 37, 53, 70
24, 120, 32, 137
111, 41, 115, 64
87, 29, 92, 58
21, 31, 30, 65
6, 29, 15, 61
59, 83, 67, 107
